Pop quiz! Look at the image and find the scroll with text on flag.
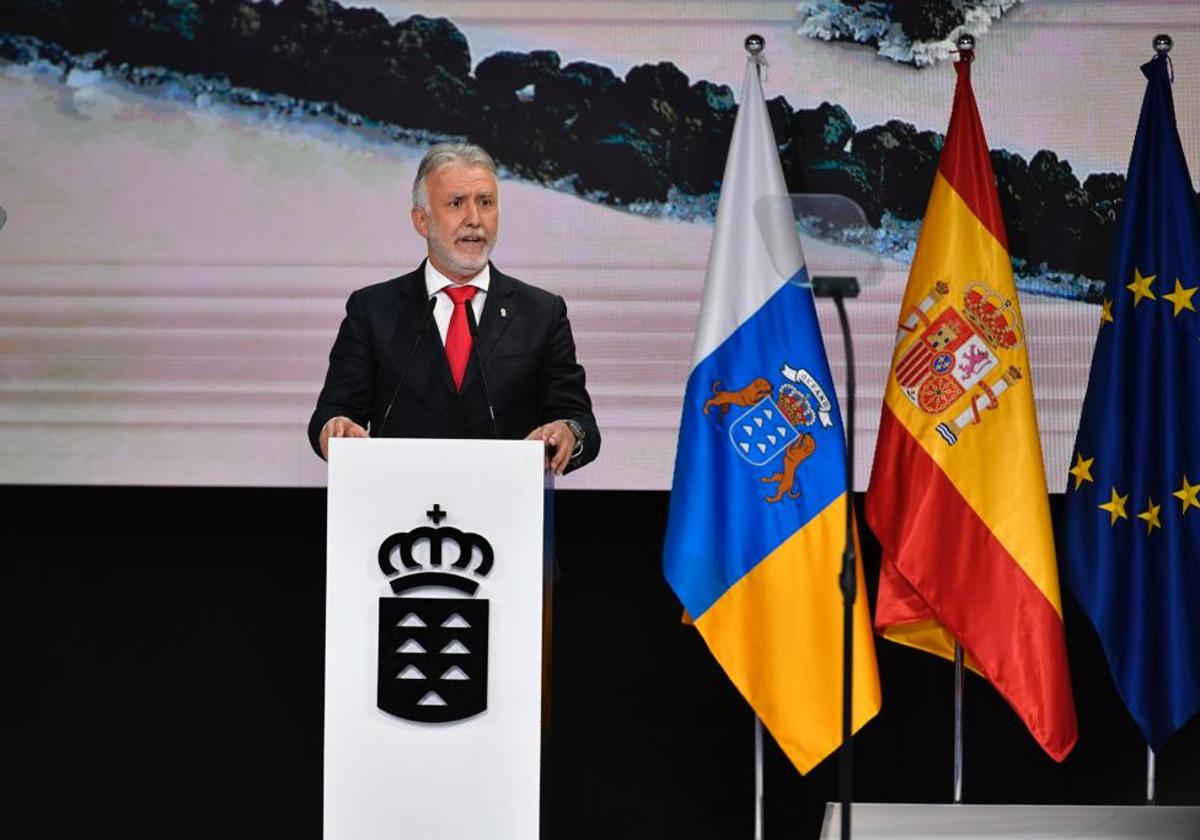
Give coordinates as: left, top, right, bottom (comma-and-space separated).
864, 50, 1078, 761
662, 58, 880, 775
1062, 51, 1200, 751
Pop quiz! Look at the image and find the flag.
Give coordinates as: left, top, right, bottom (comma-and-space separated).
662, 58, 881, 774
865, 50, 1078, 761
1061, 52, 1200, 751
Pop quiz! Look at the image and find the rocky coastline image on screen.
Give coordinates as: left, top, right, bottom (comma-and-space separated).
3, 0, 1185, 302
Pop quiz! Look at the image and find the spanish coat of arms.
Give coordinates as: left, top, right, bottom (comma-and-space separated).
892, 280, 1026, 445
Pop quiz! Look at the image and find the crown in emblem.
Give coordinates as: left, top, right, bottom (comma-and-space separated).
962, 283, 1021, 349
377, 505, 494, 596
776, 383, 816, 427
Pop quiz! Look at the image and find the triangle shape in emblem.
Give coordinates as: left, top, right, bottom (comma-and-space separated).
417, 691, 448, 707
397, 613, 426, 628
440, 665, 470, 681
764, 409, 773, 420
777, 426, 788, 437
743, 425, 753, 436
441, 639, 470, 655
441, 614, 470, 629
754, 416, 764, 427
739, 442, 750, 454
767, 434, 777, 445
756, 443, 767, 454
396, 665, 426, 680
397, 639, 426, 654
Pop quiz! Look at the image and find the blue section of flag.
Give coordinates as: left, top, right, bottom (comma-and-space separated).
1062, 53, 1200, 750
663, 268, 848, 619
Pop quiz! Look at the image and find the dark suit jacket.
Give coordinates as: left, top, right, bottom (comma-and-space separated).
308, 262, 600, 472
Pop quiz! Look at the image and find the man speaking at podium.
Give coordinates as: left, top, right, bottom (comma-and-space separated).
308, 143, 600, 474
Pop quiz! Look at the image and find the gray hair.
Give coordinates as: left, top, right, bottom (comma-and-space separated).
412, 143, 499, 211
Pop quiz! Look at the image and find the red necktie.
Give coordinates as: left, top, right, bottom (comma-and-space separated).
443, 285, 478, 391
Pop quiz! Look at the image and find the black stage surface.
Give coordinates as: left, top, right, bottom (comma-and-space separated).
4, 487, 1197, 839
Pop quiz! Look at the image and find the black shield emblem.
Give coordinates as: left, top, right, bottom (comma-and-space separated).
378, 596, 489, 723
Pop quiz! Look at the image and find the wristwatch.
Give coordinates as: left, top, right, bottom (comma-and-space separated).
557, 418, 586, 460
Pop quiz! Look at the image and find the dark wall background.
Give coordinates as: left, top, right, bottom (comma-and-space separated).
3, 486, 1198, 840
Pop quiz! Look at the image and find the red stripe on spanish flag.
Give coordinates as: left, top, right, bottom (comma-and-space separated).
871, 405, 1078, 761
935, 65, 1008, 251
866, 51, 1078, 761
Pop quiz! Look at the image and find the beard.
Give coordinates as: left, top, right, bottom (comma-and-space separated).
426, 219, 496, 279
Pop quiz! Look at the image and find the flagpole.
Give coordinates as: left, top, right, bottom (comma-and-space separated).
954, 642, 964, 804
754, 716, 765, 839
1147, 745, 1157, 805
743, 34, 769, 840
946, 34, 979, 809
1141, 27, 1168, 787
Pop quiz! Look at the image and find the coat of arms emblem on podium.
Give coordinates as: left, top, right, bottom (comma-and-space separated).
375, 504, 492, 723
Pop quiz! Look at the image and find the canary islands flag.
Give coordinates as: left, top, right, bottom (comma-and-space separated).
865, 50, 1078, 761
1062, 52, 1200, 751
662, 58, 881, 775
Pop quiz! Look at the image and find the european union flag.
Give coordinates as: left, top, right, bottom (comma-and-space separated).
1062, 51, 1200, 751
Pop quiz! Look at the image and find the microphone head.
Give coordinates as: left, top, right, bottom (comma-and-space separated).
418, 294, 437, 331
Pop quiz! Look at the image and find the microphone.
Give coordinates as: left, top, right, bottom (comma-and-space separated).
377, 295, 437, 437
464, 302, 499, 439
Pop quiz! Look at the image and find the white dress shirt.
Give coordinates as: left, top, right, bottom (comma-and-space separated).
424, 261, 490, 344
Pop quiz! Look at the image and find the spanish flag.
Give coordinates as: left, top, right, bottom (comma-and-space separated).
865, 49, 1078, 761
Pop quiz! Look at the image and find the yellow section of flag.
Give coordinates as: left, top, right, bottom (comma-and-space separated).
694, 495, 881, 774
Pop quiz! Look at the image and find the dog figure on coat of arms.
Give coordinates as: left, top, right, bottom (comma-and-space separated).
760, 435, 816, 503
702, 378, 773, 416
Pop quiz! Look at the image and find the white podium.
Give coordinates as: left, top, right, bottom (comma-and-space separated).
324, 438, 551, 840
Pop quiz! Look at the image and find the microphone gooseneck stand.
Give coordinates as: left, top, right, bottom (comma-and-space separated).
812, 274, 860, 840
377, 295, 438, 437
464, 303, 499, 439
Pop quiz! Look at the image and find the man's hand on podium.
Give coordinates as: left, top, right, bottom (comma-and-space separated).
525, 421, 577, 476
320, 415, 580, 472
320, 416, 368, 460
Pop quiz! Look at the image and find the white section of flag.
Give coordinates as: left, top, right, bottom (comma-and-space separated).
689, 59, 805, 367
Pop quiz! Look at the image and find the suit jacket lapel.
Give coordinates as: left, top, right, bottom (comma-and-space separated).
459, 267, 516, 397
